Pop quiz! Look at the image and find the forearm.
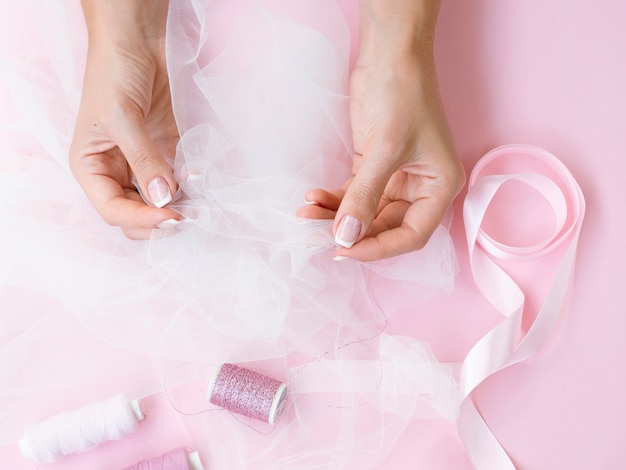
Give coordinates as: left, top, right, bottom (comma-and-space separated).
81, 0, 169, 47
358, 0, 440, 64
78, 0, 170, 116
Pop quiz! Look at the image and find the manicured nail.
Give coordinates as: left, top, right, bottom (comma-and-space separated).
148, 177, 172, 208
304, 198, 318, 205
184, 169, 202, 182
157, 218, 181, 229
335, 214, 361, 249
333, 255, 348, 261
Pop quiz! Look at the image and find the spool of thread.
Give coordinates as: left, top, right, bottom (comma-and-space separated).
123, 447, 204, 470
19, 394, 144, 463
207, 363, 288, 424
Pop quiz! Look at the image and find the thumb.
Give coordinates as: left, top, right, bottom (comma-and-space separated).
333, 153, 395, 248
111, 113, 177, 208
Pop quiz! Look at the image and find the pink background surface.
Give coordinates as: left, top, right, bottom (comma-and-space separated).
2, 0, 625, 468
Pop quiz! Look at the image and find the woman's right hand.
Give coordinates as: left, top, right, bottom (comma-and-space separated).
70, 0, 180, 239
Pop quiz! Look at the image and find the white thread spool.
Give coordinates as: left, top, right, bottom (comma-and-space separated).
19, 394, 144, 463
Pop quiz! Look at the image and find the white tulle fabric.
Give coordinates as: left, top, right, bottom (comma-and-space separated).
0, 0, 459, 467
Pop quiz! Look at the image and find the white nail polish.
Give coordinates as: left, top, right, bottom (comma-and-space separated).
157, 218, 181, 229
148, 177, 173, 208
185, 171, 203, 182
181, 216, 197, 224
304, 199, 318, 205
333, 255, 348, 261
335, 215, 361, 249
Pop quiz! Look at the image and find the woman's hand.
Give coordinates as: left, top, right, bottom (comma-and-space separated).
70, 0, 180, 239
297, 0, 465, 261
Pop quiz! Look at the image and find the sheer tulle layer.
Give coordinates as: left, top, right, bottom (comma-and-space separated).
0, 1, 459, 466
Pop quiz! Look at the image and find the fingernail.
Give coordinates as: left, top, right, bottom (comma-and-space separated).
157, 218, 181, 229
333, 255, 349, 261
179, 216, 197, 227
304, 198, 318, 205
148, 177, 172, 208
183, 169, 202, 182
335, 214, 361, 249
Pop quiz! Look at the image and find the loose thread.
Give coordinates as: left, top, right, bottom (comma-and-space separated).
288, 289, 388, 410
163, 363, 223, 417
163, 289, 388, 428
162, 363, 285, 436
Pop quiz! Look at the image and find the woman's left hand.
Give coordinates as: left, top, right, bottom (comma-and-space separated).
297, 48, 465, 261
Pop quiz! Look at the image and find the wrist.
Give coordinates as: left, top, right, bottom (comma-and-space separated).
357, 0, 440, 66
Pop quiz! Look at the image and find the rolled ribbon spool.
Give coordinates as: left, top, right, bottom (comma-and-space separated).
122, 447, 204, 470
19, 394, 144, 463
207, 363, 288, 424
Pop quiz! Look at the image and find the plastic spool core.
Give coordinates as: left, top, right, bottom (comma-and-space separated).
205, 364, 224, 402
188, 450, 205, 470
129, 399, 145, 421
268, 382, 288, 424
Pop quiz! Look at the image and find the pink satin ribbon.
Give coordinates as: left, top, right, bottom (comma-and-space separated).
458, 144, 585, 469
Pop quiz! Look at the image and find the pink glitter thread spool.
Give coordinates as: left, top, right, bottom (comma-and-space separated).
207, 363, 288, 424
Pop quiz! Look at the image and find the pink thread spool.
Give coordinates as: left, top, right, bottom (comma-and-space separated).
207, 363, 288, 424
123, 447, 204, 470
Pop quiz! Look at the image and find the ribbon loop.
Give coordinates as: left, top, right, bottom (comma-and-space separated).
458, 144, 585, 469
